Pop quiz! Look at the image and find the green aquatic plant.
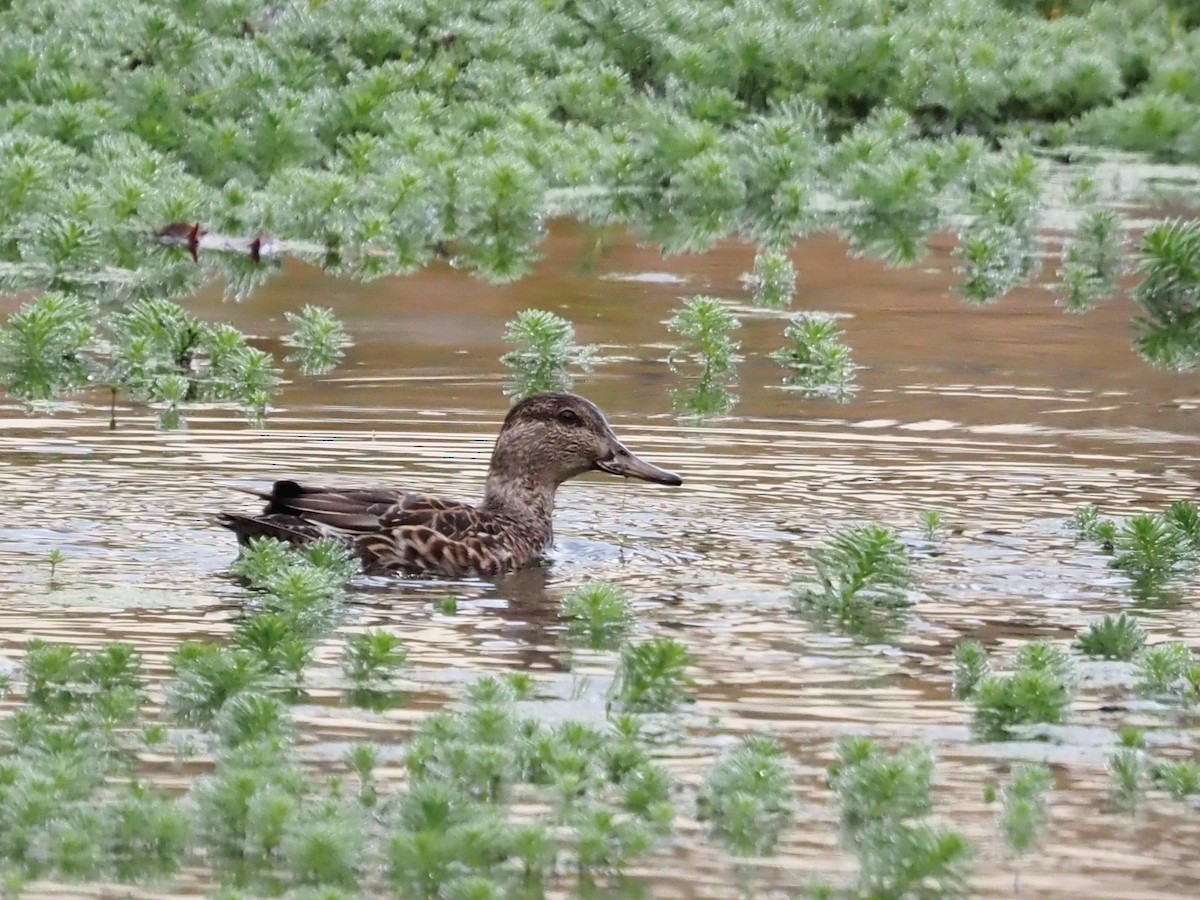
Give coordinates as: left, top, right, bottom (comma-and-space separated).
561, 582, 633, 649
793, 523, 914, 625
1165, 499, 1200, 549
167, 643, 272, 727
1074, 612, 1146, 661
953, 640, 990, 699
500, 309, 595, 400
740, 248, 796, 309
1067, 503, 1117, 551
341, 631, 408, 685
1057, 203, 1124, 314
435, 595, 459, 615
45, 548, 66, 585
1151, 760, 1200, 800
918, 510, 947, 543
829, 737, 973, 898
1111, 512, 1195, 583
1132, 220, 1200, 370
285, 305, 351, 375
1108, 747, 1146, 812
697, 735, 793, 856
1134, 642, 1200, 706
997, 763, 1053, 876
667, 295, 741, 419
610, 637, 696, 713
970, 641, 1074, 740
771, 312, 858, 400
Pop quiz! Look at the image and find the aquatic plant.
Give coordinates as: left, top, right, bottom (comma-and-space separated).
1111, 512, 1196, 583
500, 309, 595, 400
953, 640, 991, 699
1134, 643, 1200, 706
561, 582, 634, 649
436, 595, 459, 615
918, 510, 947, 543
969, 641, 1074, 740
667, 295, 740, 418
829, 737, 972, 898
1074, 612, 1146, 661
610, 637, 696, 713
1132, 220, 1200, 370
285, 305, 352, 375
1067, 503, 1117, 551
1056, 181, 1124, 314
771, 312, 858, 400
1108, 747, 1146, 812
792, 523, 914, 627
1151, 760, 1200, 800
697, 735, 793, 856
740, 248, 796, 309
341, 630, 408, 685
997, 763, 1053, 874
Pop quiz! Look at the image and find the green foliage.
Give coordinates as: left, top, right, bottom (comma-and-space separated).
829, 737, 973, 898
499, 309, 595, 400
918, 510, 947, 543
1134, 642, 1200, 706
741, 248, 796, 309
954, 640, 991, 699
285, 306, 351, 375
969, 641, 1074, 740
1151, 759, 1200, 800
1057, 182, 1124, 314
1067, 503, 1117, 551
610, 637, 696, 713
560, 582, 633, 649
1108, 747, 1145, 812
772, 312, 858, 400
341, 631, 408, 685
0, 292, 93, 402
793, 524, 914, 637
1074, 612, 1146, 661
1111, 512, 1195, 584
667, 295, 740, 419
697, 736, 792, 856
1132, 220, 1200, 370
997, 763, 1053, 861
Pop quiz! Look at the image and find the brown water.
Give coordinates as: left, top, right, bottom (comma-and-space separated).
2, 221, 1200, 897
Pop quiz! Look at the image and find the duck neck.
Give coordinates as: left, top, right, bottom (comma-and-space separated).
480, 472, 558, 546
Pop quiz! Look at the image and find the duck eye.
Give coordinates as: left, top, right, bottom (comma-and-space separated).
557, 409, 581, 426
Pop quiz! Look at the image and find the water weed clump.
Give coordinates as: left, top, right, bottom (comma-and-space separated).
561, 582, 634, 649
740, 248, 796, 309
1056, 180, 1124, 314
667, 295, 740, 418
285, 305, 352, 375
697, 735, 793, 856
1134, 643, 1200, 707
1067, 503, 1117, 551
954, 640, 991, 699
771, 312, 858, 400
1151, 760, 1200, 800
342, 630, 408, 685
1111, 513, 1196, 584
610, 637, 696, 713
919, 510, 948, 544
792, 523, 914, 636
1074, 612, 1146, 661
969, 641, 1075, 741
500, 309, 595, 400
997, 763, 1053, 877
1132, 220, 1200, 370
1108, 747, 1146, 812
829, 737, 972, 899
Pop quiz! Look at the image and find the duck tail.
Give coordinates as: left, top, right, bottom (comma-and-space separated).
212, 512, 333, 548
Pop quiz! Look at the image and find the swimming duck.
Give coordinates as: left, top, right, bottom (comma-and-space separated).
216, 392, 682, 578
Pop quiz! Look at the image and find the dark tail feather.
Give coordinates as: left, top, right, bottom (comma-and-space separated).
212, 512, 331, 547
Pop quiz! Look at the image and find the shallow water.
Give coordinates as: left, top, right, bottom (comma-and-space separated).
2, 220, 1200, 896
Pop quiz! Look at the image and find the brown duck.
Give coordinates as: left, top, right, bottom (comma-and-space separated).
216, 392, 682, 577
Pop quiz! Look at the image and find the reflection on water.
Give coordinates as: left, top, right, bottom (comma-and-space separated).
1, 222, 1200, 896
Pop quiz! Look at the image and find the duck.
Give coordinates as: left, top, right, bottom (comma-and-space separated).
215, 392, 682, 578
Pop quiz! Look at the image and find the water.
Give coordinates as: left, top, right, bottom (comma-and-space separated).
2, 222, 1199, 896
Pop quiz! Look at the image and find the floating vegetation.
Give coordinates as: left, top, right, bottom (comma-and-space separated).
285, 305, 352, 375
954, 640, 991, 700
1074, 613, 1146, 661
918, 510, 947, 543
740, 248, 797, 309
697, 735, 793, 856
1108, 747, 1147, 812
1069, 502, 1200, 596
610, 637, 696, 713
997, 763, 1053, 879
792, 523, 914, 638
500, 309, 595, 400
341, 630, 408, 685
1067, 503, 1117, 551
1133, 220, 1200, 370
1056, 180, 1125, 314
46, 547, 65, 586
826, 737, 973, 899
968, 641, 1075, 741
667, 295, 740, 419
1151, 760, 1200, 800
1134, 643, 1200, 707
561, 582, 634, 650
771, 312, 858, 400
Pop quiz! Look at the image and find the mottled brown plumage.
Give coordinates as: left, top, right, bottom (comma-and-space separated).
216, 393, 682, 577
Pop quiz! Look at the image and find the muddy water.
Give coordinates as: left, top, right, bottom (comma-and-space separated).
2, 221, 1200, 897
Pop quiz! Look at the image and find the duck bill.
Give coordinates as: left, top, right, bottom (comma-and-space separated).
595, 440, 682, 486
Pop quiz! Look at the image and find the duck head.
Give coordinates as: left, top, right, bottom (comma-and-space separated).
487, 392, 682, 491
